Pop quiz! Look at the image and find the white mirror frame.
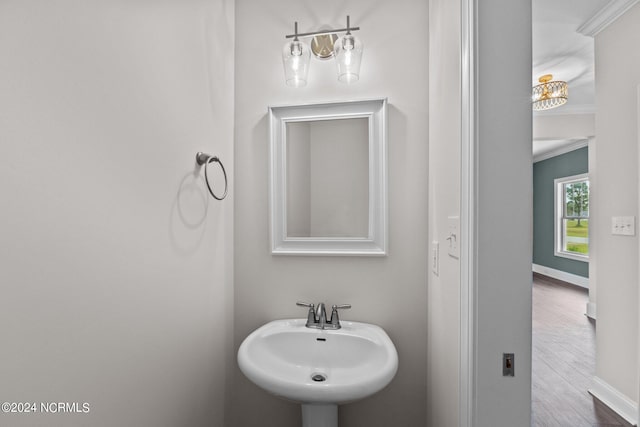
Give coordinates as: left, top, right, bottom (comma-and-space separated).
269, 98, 388, 256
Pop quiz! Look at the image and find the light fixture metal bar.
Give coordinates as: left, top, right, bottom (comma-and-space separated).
285, 26, 360, 39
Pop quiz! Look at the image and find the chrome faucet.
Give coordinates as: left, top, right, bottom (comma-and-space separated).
296, 302, 351, 329
315, 303, 328, 328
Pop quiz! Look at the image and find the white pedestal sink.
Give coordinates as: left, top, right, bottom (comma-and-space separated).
237, 318, 398, 427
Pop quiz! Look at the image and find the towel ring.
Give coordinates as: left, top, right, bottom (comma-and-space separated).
196, 152, 228, 200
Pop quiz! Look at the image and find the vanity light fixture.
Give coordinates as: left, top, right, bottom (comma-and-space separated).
532, 74, 568, 111
282, 16, 363, 87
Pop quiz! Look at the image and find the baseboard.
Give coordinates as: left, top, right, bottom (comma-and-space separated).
589, 376, 639, 426
586, 302, 596, 320
532, 264, 589, 289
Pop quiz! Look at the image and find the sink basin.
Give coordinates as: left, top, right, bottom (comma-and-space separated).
237, 318, 398, 408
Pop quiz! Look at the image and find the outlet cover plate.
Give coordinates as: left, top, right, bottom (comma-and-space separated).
611, 216, 635, 236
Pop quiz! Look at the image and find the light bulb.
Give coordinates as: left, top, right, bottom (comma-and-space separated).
291, 40, 302, 56
343, 35, 354, 50
282, 39, 310, 87
334, 34, 363, 83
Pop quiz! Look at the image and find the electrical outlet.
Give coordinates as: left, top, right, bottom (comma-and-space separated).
503, 353, 514, 377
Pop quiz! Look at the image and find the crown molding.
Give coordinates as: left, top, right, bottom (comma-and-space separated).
577, 0, 640, 37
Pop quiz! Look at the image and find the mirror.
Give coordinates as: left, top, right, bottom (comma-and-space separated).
286, 118, 369, 238
269, 98, 387, 255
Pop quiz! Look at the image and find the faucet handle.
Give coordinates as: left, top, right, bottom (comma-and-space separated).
296, 302, 316, 327
296, 302, 315, 309
329, 304, 351, 327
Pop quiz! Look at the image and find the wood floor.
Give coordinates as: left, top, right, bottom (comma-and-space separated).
532, 273, 633, 427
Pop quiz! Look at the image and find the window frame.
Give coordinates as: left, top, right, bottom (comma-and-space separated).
554, 173, 589, 262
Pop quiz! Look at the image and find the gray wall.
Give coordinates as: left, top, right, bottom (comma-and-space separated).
0, 1, 234, 426
533, 147, 589, 277
232, 0, 429, 425
475, 0, 533, 425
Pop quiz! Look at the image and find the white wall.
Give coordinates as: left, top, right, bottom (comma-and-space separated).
286, 123, 311, 236
429, 3, 533, 425
593, 2, 640, 404
533, 113, 595, 139
309, 119, 369, 237
427, 0, 461, 425
588, 136, 597, 319
232, 0, 429, 425
287, 119, 368, 238
430, 1, 532, 424
0, 1, 234, 426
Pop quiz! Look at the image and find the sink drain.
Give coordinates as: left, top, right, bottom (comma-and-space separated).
311, 373, 327, 382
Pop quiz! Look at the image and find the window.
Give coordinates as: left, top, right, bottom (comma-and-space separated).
554, 173, 589, 262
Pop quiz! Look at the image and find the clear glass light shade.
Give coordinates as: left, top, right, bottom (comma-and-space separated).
282, 40, 310, 87
532, 77, 568, 111
334, 34, 363, 83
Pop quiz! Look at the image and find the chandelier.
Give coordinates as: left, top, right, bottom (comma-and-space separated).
532, 74, 568, 111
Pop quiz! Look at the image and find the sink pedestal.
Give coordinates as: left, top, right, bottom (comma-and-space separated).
301, 404, 338, 427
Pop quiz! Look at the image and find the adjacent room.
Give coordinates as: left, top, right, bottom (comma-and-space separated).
531, 0, 639, 425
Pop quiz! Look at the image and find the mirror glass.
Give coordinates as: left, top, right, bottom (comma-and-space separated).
269, 98, 387, 256
286, 118, 369, 238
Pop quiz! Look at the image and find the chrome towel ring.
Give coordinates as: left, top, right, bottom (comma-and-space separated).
196, 152, 228, 200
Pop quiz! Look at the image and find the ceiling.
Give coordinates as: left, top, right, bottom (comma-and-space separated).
532, 0, 610, 158
532, 0, 609, 114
